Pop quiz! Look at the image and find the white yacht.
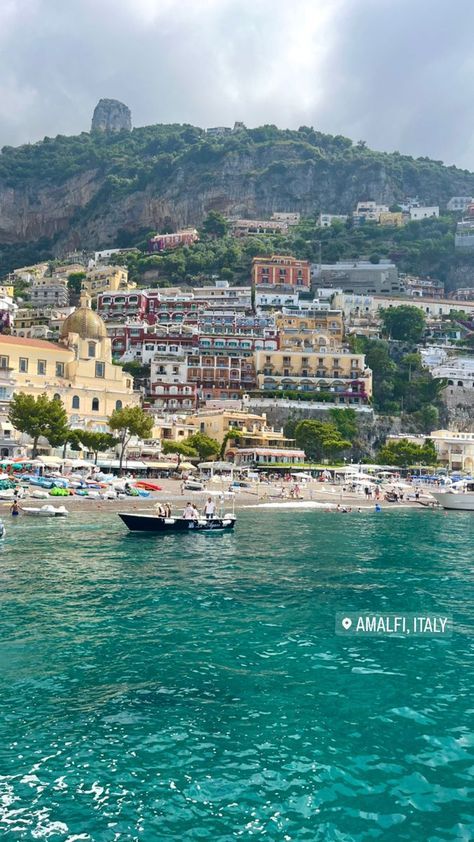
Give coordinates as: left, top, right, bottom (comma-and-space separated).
430, 481, 474, 511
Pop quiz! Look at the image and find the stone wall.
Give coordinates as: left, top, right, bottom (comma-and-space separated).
442, 386, 474, 431
247, 398, 401, 456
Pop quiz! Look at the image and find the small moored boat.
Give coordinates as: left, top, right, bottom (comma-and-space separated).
22, 505, 69, 518
118, 512, 236, 533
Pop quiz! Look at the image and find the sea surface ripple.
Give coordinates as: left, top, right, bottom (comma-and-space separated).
0, 508, 473, 840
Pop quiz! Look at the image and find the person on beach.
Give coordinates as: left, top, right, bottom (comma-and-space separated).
204, 496, 215, 519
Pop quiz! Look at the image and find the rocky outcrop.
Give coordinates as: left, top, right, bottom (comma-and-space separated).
91, 99, 131, 133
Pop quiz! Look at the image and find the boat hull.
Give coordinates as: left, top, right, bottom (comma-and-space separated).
22, 506, 69, 517
430, 492, 474, 511
118, 512, 236, 533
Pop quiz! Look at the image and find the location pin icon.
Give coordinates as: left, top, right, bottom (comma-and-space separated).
342, 617, 352, 630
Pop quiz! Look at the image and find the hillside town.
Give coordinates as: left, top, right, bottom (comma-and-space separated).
1, 198, 474, 475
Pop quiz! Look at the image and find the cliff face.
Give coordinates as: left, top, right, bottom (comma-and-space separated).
1, 123, 474, 257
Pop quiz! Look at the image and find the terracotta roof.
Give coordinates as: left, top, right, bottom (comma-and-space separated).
0, 334, 65, 351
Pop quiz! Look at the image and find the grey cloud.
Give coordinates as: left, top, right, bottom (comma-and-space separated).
0, 0, 473, 169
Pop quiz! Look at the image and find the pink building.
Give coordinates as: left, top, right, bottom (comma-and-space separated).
148, 228, 199, 253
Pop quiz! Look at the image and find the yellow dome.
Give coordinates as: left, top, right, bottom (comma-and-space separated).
60, 306, 108, 341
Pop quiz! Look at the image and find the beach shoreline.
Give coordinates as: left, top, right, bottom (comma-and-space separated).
0, 476, 428, 514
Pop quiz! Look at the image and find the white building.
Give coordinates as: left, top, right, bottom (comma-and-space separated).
317, 213, 348, 228
149, 350, 195, 411
271, 212, 300, 225
447, 197, 473, 212
233, 447, 305, 466
409, 206, 439, 220
431, 357, 474, 387
372, 295, 474, 319
420, 347, 449, 370
255, 290, 300, 309
455, 219, 474, 251
353, 201, 389, 223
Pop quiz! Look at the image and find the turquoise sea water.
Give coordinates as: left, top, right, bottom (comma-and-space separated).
0, 508, 473, 841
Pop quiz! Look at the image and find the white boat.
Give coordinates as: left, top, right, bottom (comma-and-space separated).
22, 505, 69, 518
430, 481, 474, 511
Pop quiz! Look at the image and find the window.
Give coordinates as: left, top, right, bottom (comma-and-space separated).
19, 357, 28, 373
56, 362, 64, 377
115, 400, 123, 411
95, 362, 105, 378
53, 393, 61, 401
37, 360, 46, 375
92, 398, 99, 411
0, 356, 9, 370
72, 395, 80, 409
88, 342, 96, 358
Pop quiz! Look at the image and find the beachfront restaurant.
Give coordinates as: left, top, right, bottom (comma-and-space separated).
233, 447, 305, 467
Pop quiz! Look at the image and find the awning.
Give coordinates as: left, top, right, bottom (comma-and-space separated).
96, 459, 149, 470
178, 462, 196, 471
143, 461, 175, 469
40, 455, 63, 465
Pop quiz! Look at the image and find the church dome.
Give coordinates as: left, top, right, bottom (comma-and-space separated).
60, 306, 108, 341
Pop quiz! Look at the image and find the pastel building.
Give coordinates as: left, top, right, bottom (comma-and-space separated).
148, 229, 199, 252
254, 349, 372, 403
0, 302, 139, 431
252, 256, 311, 290
81, 266, 134, 298
276, 311, 344, 350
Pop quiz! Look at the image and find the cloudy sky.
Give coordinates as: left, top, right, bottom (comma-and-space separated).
1, 0, 473, 168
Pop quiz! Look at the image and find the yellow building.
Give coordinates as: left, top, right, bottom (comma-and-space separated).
276, 311, 344, 350
81, 266, 135, 298
0, 302, 139, 431
188, 408, 293, 451
379, 211, 405, 227
255, 349, 372, 403
430, 429, 474, 473
0, 285, 14, 298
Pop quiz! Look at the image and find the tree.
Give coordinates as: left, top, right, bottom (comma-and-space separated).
8, 393, 69, 458
57, 428, 84, 459
186, 432, 220, 461
67, 271, 86, 296
201, 211, 229, 238
108, 406, 154, 474
329, 408, 358, 442
294, 420, 350, 462
380, 305, 426, 343
220, 429, 242, 459
378, 438, 437, 468
80, 431, 118, 464
161, 439, 198, 467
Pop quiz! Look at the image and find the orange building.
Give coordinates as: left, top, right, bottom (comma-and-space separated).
251, 255, 311, 290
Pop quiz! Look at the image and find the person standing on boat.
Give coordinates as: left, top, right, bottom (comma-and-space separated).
183, 502, 195, 519
204, 496, 215, 519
